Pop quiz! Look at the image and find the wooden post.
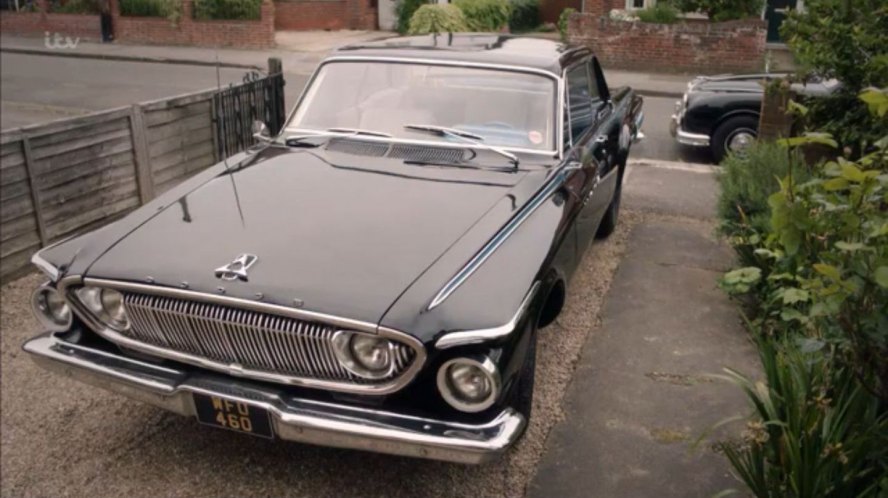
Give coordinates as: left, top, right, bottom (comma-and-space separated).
21, 136, 49, 246
758, 78, 794, 141
129, 104, 154, 203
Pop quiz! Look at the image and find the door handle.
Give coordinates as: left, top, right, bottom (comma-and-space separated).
594, 135, 608, 144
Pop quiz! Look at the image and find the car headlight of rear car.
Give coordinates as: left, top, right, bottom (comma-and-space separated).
74, 286, 130, 331
437, 357, 500, 413
332, 330, 394, 379
31, 284, 72, 331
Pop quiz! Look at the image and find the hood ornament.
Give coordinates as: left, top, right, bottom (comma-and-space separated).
215, 254, 258, 282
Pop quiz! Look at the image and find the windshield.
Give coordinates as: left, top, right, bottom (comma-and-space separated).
286, 61, 558, 152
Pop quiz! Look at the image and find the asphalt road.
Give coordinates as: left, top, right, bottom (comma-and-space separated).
632, 94, 714, 164
0, 53, 310, 130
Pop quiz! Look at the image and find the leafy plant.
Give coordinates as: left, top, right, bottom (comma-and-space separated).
557, 7, 575, 42
396, 0, 428, 34
193, 0, 260, 20
120, 0, 181, 22
718, 337, 888, 498
717, 141, 808, 239
408, 4, 469, 35
674, 0, 763, 21
780, 0, 888, 156
454, 0, 511, 31
508, 0, 540, 32
636, 2, 680, 23
52, 0, 101, 14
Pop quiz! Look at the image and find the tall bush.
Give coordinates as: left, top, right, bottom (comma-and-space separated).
453, 0, 511, 31
396, 0, 428, 34
636, 2, 680, 23
508, 0, 540, 32
675, 0, 762, 21
408, 4, 468, 34
192, 0, 260, 19
557, 7, 574, 42
780, 0, 888, 155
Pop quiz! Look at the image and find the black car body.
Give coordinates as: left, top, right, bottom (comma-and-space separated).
670, 73, 838, 161
24, 35, 643, 464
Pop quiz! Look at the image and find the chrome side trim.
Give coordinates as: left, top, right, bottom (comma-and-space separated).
24, 332, 525, 464
31, 252, 60, 281
435, 281, 540, 349
59, 277, 426, 395
427, 166, 569, 310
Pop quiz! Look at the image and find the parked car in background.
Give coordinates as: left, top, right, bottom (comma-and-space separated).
670, 73, 839, 162
24, 35, 643, 464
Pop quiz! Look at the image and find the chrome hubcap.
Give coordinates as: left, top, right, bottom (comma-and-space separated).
727, 130, 755, 153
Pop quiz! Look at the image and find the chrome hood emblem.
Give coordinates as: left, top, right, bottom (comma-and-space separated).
215, 254, 258, 282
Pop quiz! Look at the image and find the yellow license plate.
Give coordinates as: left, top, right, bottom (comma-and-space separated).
193, 393, 273, 439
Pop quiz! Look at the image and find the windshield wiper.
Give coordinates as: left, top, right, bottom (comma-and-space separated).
404, 124, 519, 168
284, 128, 392, 147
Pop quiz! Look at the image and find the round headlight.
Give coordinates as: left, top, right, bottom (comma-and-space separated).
75, 286, 129, 330
31, 285, 72, 331
437, 357, 500, 413
332, 331, 394, 379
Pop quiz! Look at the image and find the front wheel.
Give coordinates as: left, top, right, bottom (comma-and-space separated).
512, 327, 536, 423
711, 115, 758, 163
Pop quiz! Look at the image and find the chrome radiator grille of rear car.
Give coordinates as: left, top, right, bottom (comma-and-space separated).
119, 292, 417, 385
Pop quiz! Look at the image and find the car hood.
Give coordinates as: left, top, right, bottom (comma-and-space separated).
83, 147, 536, 326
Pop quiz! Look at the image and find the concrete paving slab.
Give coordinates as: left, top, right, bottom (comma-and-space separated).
624, 159, 720, 220
527, 219, 758, 498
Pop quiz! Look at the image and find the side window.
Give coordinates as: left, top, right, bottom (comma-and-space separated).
587, 60, 602, 105
566, 64, 593, 143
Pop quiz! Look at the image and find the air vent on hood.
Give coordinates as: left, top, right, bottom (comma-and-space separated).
326, 138, 473, 163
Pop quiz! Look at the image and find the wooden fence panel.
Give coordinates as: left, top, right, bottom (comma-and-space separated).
144, 97, 217, 195
0, 139, 41, 281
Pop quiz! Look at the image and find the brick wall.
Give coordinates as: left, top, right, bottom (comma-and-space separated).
274, 0, 376, 30
569, 13, 766, 73
0, 9, 101, 41
111, 0, 275, 48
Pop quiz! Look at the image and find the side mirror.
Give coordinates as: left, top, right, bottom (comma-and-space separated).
252, 120, 271, 142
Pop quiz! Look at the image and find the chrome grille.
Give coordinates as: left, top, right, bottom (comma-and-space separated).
120, 292, 416, 384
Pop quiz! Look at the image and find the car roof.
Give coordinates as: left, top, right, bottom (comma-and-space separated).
331, 34, 591, 76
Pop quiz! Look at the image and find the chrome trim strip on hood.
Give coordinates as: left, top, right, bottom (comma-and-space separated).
435, 281, 540, 349
31, 252, 60, 281
59, 276, 427, 395
427, 165, 569, 310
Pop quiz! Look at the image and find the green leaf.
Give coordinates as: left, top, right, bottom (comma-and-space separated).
840, 162, 866, 183
834, 241, 867, 251
875, 266, 888, 288
780, 287, 810, 304
814, 263, 842, 281
798, 337, 825, 353
822, 177, 849, 191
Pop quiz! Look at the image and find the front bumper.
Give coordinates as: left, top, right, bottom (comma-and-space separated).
23, 332, 526, 464
670, 113, 710, 147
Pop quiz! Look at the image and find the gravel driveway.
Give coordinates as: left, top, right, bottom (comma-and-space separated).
0, 213, 637, 498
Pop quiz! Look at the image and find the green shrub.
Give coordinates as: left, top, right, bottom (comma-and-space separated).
53, 0, 100, 13
636, 2, 680, 23
396, 0, 428, 34
119, 0, 179, 18
193, 0, 260, 20
675, 0, 762, 21
453, 0, 511, 31
780, 0, 888, 156
408, 4, 468, 34
508, 0, 540, 32
557, 7, 575, 42
717, 141, 808, 238
719, 336, 888, 498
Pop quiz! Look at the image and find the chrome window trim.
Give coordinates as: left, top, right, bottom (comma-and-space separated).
435, 281, 540, 349
58, 276, 426, 395
427, 165, 570, 310
282, 56, 565, 160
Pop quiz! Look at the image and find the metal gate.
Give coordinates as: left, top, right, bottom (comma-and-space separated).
212, 64, 286, 160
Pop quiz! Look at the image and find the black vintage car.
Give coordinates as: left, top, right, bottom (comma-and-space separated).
670, 73, 838, 161
24, 35, 643, 464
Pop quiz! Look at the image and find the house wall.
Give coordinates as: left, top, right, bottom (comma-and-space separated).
274, 0, 376, 30
569, 13, 766, 73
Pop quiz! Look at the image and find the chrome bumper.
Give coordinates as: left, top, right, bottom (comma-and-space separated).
23, 332, 525, 464
670, 113, 710, 147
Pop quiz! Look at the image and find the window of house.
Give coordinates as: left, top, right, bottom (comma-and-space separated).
625, 0, 655, 9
